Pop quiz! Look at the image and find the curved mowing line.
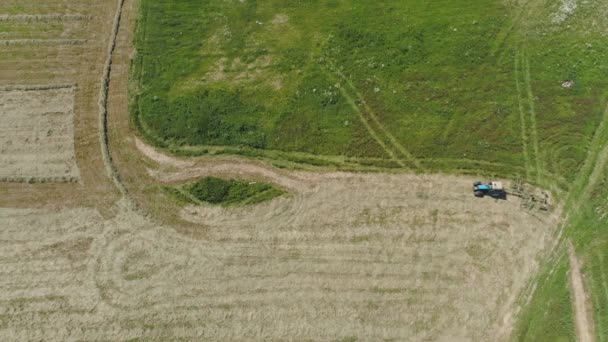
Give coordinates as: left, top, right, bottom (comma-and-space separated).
514, 51, 532, 180
329, 66, 423, 171
523, 50, 543, 184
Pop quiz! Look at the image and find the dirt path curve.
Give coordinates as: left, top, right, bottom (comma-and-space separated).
135, 138, 312, 192
568, 240, 595, 342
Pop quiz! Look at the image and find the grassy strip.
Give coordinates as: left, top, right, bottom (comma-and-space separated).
514, 103, 608, 342
566, 167, 608, 341
515, 252, 575, 342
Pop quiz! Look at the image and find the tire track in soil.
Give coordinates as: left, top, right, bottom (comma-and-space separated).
565, 103, 608, 213
333, 79, 408, 169
568, 240, 595, 342
514, 52, 532, 181
514, 47, 542, 184
594, 251, 608, 341
522, 50, 543, 185
550, 104, 608, 342
323, 64, 423, 171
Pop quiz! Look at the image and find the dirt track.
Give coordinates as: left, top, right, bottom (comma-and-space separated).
568, 241, 595, 342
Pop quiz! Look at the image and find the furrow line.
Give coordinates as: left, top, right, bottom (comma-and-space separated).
522, 50, 543, 184
514, 49, 532, 180
332, 67, 423, 171
321, 67, 408, 168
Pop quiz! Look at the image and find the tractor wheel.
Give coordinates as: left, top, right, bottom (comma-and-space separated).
474, 191, 484, 198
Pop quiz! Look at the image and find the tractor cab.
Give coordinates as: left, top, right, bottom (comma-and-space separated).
473, 181, 506, 199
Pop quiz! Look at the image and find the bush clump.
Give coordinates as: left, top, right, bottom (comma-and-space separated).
186, 177, 284, 205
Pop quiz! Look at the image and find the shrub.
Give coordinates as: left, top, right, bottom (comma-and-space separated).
189, 177, 230, 203
185, 177, 284, 205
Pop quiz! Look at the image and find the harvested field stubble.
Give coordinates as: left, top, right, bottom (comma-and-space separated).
0, 0, 121, 208
0, 172, 559, 341
0, 87, 79, 182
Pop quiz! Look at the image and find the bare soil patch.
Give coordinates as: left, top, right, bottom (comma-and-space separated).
0, 86, 79, 182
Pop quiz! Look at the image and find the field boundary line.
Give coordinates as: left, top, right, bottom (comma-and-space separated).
98, 0, 130, 201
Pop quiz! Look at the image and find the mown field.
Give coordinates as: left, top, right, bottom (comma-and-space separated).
2, 0, 608, 340
131, 0, 608, 187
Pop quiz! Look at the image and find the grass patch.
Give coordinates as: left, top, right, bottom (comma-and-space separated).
166, 176, 284, 206
515, 253, 575, 342
131, 0, 608, 188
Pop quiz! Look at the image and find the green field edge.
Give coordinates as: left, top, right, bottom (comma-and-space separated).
515, 101, 608, 342
133, 101, 559, 178
130, 91, 571, 190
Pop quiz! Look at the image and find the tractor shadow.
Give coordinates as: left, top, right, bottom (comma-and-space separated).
491, 190, 508, 201
476, 191, 508, 201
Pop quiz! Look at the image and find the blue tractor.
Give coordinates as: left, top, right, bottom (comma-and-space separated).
473, 181, 506, 199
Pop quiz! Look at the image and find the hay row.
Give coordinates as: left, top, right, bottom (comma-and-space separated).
0, 39, 88, 46
0, 176, 79, 184
0, 84, 75, 91
0, 14, 92, 22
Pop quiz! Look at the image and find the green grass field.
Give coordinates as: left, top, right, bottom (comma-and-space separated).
131, 0, 608, 187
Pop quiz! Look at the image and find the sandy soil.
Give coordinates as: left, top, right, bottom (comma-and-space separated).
0, 87, 79, 182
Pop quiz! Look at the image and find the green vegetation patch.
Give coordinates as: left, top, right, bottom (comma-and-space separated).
166, 176, 284, 206
515, 255, 575, 342
132, 0, 608, 187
